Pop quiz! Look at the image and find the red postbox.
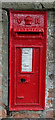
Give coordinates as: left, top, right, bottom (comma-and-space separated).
9, 10, 47, 111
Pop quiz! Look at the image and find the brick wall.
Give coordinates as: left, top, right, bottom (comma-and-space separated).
0, 2, 55, 119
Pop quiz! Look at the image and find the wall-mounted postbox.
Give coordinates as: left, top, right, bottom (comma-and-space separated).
9, 10, 47, 111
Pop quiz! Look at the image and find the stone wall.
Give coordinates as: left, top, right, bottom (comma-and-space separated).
0, 2, 55, 119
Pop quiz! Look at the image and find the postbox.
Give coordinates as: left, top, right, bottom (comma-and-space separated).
9, 10, 47, 111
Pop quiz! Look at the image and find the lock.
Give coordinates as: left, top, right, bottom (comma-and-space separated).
18, 75, 30, 83
9, 10, 47, 111
20, 78, 26, 83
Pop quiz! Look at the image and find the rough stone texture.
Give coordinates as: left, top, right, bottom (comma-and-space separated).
2, 9, 8, 107
0, 9, 2, 22
13, 113, 40, 118
2, 2, 55, 10
0, 109, 7, 118
46, 110, 54, 118
1, 0, 55, 2
0, 2, 55, 119
0, 76, 2, 85
45, 11, 55, 118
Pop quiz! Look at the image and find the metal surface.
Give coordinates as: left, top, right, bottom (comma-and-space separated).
9, 10, 47, 111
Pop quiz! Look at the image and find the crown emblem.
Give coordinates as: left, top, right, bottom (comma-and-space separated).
24, 16, 32, 25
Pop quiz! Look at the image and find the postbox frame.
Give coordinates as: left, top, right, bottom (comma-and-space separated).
9, 10, 47, 111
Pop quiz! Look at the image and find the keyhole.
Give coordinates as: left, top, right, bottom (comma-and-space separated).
20, 78, 26, 83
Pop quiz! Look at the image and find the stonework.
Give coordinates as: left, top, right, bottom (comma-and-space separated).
0, 2, 55, 119
1, 2, 55, 10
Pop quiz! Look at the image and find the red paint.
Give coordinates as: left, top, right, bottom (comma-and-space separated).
9, 10, 47, 111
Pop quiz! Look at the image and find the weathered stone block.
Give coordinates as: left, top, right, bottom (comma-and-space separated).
0, 37, 2, 46
13, 113, 40, 118
46, 110, 54, 118
2, 2, 55, 10
0, 109, 7, 118
0, 88, 2, 97
48, 62, 54, 74
0, 65, 2, 73
46, 99, 53, 109
2, 10, 8, 22
2, 2, 40, 10
48, 50, 53, 61
2, 10, 8, 107
2, 85, 8, 106
48, 88, 54, 98
0, 22, 3, 37
0, 9, 2, 22
0, 76, 2, 85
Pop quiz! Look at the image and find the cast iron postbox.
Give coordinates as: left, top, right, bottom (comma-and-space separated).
9, 10, 47, 111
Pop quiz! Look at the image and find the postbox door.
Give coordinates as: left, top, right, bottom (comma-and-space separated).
16, 47, 40, 104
